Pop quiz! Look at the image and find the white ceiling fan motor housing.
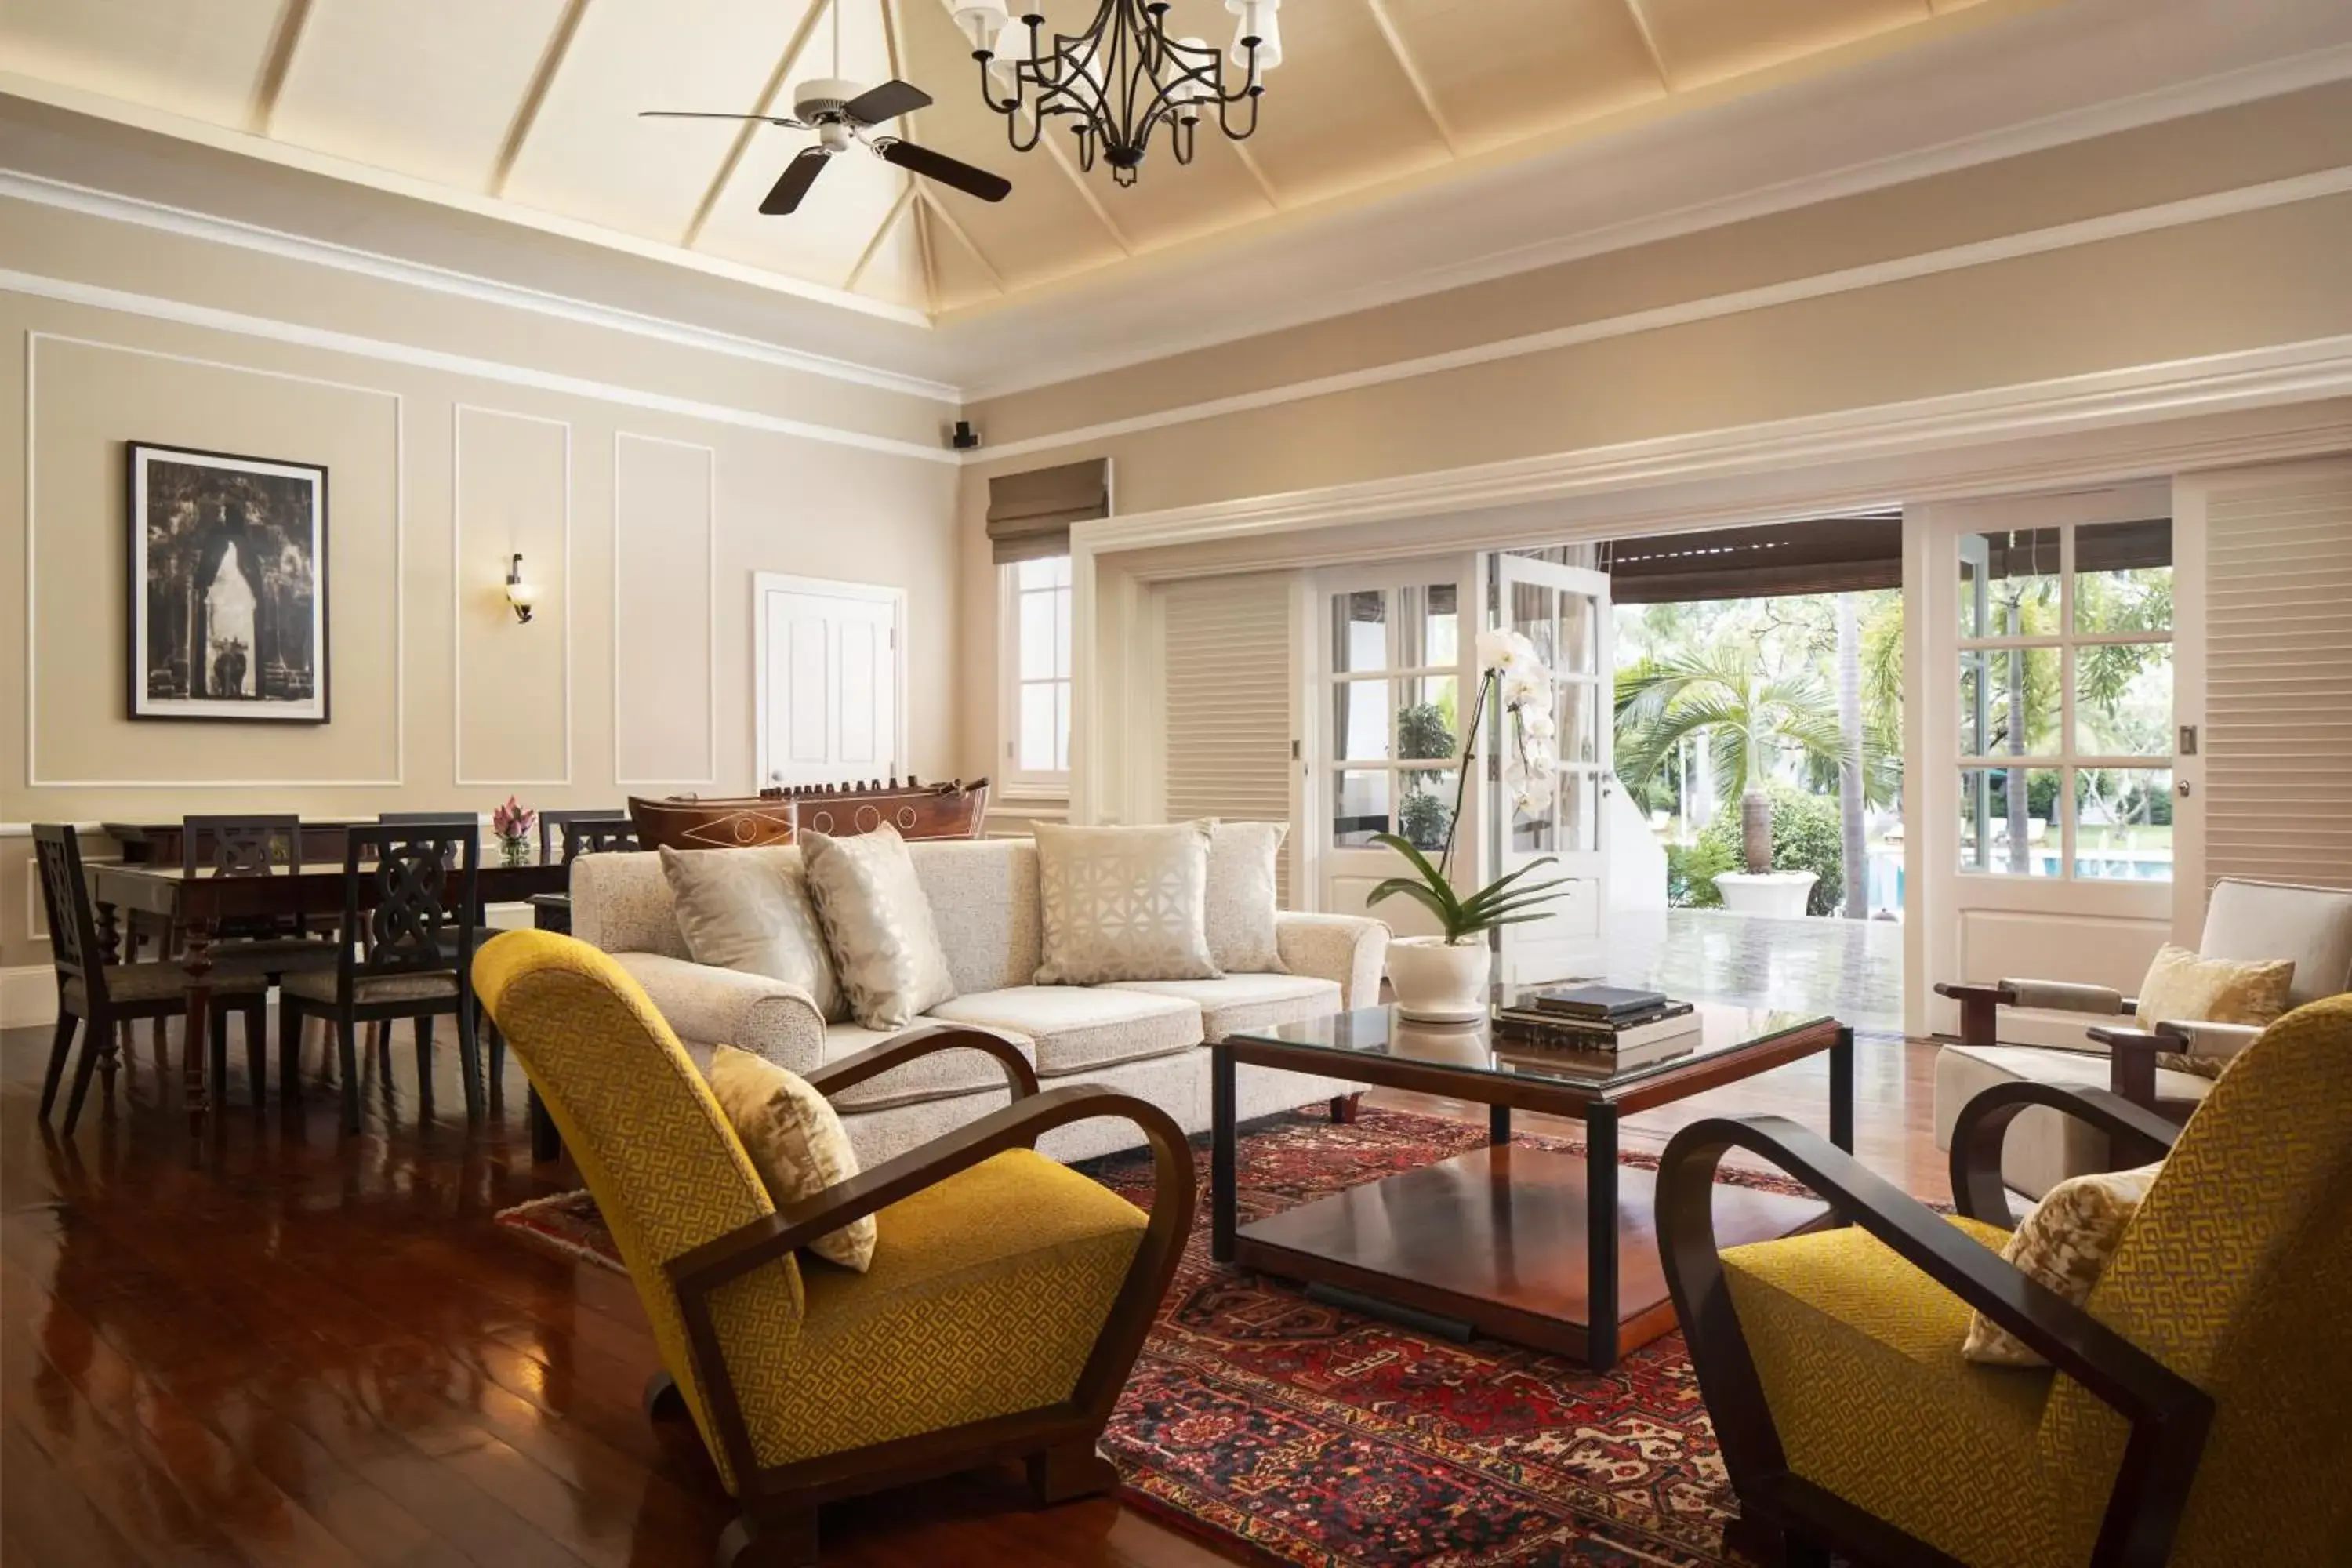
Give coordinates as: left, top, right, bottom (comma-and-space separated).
793, 78, 866, 124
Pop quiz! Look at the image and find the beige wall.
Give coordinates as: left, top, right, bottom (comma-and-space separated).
1, 202, 962, 975
952, 84, 2352, 783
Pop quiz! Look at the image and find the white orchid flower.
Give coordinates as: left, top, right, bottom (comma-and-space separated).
1475, 627, 1541, 676
1520, 707, 1557, 741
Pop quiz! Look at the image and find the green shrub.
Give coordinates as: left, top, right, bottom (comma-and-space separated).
1397, 702, 1456, 761
1697, 786, 1845, 916
1396, 787, 1454, 853
1666, 839, 1735, 908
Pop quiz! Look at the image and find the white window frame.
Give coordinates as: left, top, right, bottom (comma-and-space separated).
999, 556, 1073, 798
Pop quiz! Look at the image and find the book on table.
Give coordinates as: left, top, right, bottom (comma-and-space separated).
1519, 983, 1670, 1022
1491, 1018, 1701, 1073
1492, 998, 1698, 1057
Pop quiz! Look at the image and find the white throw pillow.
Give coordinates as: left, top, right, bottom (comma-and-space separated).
659, 844, 848, 1022
1202, 820, 1288, 975
706, 1045, 874, 1272
1034, 821, 1220, 985
800, 825, 958, 1029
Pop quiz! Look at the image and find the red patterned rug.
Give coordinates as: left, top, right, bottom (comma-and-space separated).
499, 1106, 1802, 1566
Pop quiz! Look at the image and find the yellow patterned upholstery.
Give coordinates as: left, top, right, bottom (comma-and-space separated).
474, 931, 1149, 1494
1717, 994, 2352, 1567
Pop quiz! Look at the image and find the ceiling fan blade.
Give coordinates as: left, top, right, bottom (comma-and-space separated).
640, 110, 800, 125
871, 136, 1011, 203
760, 147, 833, 215
840, 78, 931, 125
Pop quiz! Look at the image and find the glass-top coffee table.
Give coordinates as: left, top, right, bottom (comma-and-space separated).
1211, 997, 1853, 1370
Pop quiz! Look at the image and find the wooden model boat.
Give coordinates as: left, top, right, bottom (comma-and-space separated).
629, 778, 989, 851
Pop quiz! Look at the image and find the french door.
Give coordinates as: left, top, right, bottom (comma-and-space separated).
1917, 485, 2190, 1045
1489, 553, 1613, 984
1313, 559, 1479, 935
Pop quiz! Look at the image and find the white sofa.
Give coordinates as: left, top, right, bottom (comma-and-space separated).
569, 838, 1388, 1164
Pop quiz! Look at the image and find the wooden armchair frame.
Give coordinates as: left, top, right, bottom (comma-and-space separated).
1657, 1083, 2206, 1568
1936, 979, 2220, 1122
651, 1025, 1194, 1568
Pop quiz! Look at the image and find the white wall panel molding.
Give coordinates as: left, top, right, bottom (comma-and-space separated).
0, 268, 958, 464
22, 330, 408, 788
452, 402, 573, 787
978, 168, 2352, 462
612, 431, 719, 788
1, 965, 60, 1030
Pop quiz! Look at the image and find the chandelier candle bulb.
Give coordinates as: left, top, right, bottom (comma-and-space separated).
1227, 0, 1282, 72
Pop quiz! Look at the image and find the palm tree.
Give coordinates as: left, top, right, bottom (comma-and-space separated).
1835, 593, 1867, 919
1616, 647, 1853, 875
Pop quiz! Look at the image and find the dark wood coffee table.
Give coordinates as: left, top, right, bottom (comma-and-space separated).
1210, 999, 1853, 1370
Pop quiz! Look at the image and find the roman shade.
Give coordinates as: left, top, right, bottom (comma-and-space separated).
1160, 573, 1295, 904
986, 459, 1111, 564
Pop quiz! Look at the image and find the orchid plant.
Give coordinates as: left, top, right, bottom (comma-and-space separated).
1366, 628, 1571, 946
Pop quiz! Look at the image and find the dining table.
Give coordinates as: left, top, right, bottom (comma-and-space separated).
86, 857, 571, 1145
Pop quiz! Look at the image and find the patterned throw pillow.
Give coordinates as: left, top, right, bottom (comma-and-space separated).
2136, 943, 2294, 1080
1202, 820, 1288, 975
1962, 1162, 2165, 1367
706, 1045, 874, 1272
800, 825, 958, 1029
1033, 822, 1220, 985
659, 845, 847, 1022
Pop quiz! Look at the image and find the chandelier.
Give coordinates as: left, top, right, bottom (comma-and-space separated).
951, 2, 1282, 186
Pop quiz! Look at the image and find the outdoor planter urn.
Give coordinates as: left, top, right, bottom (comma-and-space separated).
1387, 935, 1493, 1023
1715, 869, 1818, 918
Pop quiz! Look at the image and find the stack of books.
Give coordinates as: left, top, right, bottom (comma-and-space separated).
1491, 984, 1700, 1065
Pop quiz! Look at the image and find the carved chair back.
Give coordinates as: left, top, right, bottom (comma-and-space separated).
330, 825, 481, 996
540, 809, 637, 863
31, 825, 103, 1002
182, 813, 307, 938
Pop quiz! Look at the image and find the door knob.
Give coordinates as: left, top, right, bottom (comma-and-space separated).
2176, 781, 2191, 798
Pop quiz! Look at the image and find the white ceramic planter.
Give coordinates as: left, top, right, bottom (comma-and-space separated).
1387, 935, 1493, 1022
1715, 870, 1818, 918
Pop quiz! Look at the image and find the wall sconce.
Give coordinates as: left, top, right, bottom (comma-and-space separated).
504, 553, 538, 624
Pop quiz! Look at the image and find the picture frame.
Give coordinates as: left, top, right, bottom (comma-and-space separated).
127, 441, 330, 724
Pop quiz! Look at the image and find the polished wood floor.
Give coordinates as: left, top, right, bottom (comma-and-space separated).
0, 1016, 1950, 1567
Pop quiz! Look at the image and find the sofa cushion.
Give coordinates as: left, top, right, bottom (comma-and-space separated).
659, 844, 846, 1022
1033, 822, 1218, 985
802, 826, 958, 1029
927, 986, 1201, 1076
1203, 821, 1287, 974
1105, 973, 1341, 1042
817, 1022, 1036, 1112
907, 838, 1042, 996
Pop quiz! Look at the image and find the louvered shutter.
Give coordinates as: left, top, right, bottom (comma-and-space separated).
2205, 463, 2352, 891
1161, 574, 1297, 904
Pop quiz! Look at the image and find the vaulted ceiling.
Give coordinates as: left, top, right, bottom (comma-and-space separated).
0, 0, 2020, 319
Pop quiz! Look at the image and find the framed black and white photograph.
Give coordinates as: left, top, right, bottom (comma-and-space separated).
128, 441, 329, 724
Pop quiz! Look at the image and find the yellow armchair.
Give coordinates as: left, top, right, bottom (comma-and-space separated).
1659, 994, 2352, 1568
472, 931, 1195, 1568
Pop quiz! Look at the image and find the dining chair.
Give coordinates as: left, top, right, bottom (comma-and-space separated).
180, 814, 343, 972
281, 823, 485, 1134
32, 825, 270, 1134
539, 808, 636, 864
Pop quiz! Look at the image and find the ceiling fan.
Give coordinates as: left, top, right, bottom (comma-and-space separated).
641, 78, 1011, 215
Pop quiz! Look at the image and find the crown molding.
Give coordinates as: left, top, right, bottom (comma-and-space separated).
975, 166, 2352, 465
0, 169, 960, 404
1076, 335, 2352, 555
955, 36, 2352, 401
0, 268, 960, 465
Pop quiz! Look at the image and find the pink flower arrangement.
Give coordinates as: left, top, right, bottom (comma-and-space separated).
491, 796, 536, 844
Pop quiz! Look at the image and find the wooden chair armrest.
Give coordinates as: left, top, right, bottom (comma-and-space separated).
2087, 1025, 2176, 1111
666, 1083, 1196, 1498
1934, 981, 2015, 1047
800, 1023, 1040, 1102
1657, 1116, 2210, 1568
1948, 1079, 2180, 1224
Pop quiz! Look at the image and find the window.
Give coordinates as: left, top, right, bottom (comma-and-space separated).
1957, 519, 2174, 880
1325, 581, 1461, 851
1003, 556, 1072, 789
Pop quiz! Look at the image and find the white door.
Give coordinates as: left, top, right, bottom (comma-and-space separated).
1916, 485, 2187, 1046
1313, 559, 1479, 934
754, 573, 904, 789
1488, 554, 1613, 984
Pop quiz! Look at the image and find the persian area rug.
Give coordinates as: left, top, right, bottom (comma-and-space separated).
498, 1106, 1804, 1566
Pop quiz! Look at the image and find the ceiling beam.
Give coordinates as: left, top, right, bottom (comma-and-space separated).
910, 197, 941, 310
1617, 0, 1675, 91
681, 0, 837, 249
916, 186, 1005, 294
1363, 0, 1457, 153
492, 0, 593, 196
249, 0, 314, 135
844, 182, 919, 292
1228, 139, 1282, 210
